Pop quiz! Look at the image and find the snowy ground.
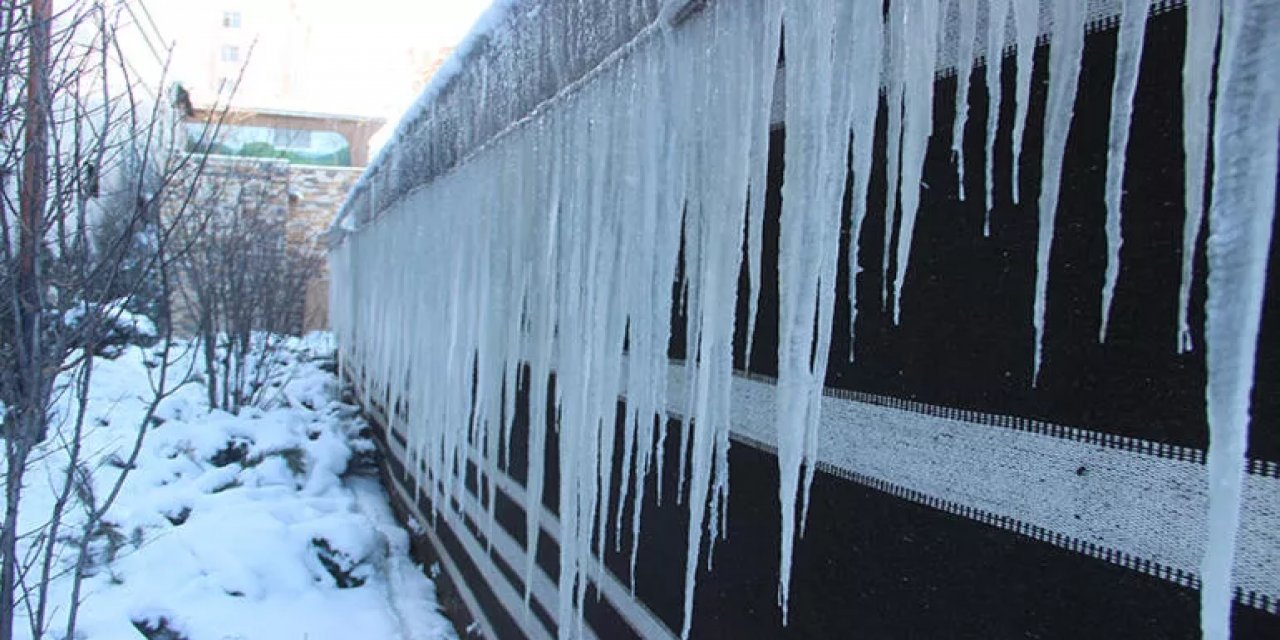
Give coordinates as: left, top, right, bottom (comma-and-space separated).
6, 334, 456, 640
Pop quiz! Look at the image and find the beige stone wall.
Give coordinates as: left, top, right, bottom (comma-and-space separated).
164, 156, 292, 335
286, 165, 362, 246
286, 165, 362, 332
163, 156, 359, 335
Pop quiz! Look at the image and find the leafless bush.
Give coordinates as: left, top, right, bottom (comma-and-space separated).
170, 159, 326, 414
0, 2, 235, 637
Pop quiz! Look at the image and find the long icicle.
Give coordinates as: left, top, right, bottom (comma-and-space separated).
846, 0, 885, 359
1010, 0, 1038, 204
1177, 0, 1223, 353
983, 0, 1012, 236
1200, 3, 1280, 638
677, 1, 758, 635
950, 0, 979, 202
1099, 0, 1150, 341
891, 0, 941, 325
1030, 0, 1084, 385
775, 0, 855, 622
881, 0, 908, 308
744, 2, 784, 368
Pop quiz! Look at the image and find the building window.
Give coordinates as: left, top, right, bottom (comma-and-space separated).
223, 11, 241, 28
273, 128, 312, 149
185, 123, 353, 167
220, 45, 239, 62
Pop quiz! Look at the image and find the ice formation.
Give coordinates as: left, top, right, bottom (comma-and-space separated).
1099, 0, 1149, 341
890, 0, 941, 325
744, 3, 784, 368
328, 1, 1276, 637
1200, 3, 1280, 639
1010, 0, 1039, 204
983, 0, 1012, 235
774, 0, 857, 620
1178, 0, 1222, 353
1030, 0, 1083, 384
846, 0, 885, 355
950, 0, 979, 202
880, 0, 907, 308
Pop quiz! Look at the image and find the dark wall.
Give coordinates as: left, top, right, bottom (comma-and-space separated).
372, 391, 1280, 639
366, 5, 1280, 640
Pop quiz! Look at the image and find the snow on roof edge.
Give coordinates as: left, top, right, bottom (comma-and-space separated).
332, 0, 523, 233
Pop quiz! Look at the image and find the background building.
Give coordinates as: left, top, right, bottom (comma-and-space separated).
120, 0, 473, 122
116, 0, 487, 332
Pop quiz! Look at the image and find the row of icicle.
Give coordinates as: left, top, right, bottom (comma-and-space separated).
330, 1, 1278, 638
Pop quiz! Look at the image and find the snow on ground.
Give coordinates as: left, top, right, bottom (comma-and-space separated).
7, 334, 455, 640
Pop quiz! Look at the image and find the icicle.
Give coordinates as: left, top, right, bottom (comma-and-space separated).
846, 0, 884, 358
628, 29, 690, 587
745, 3, 784, 367
950, 0, 978, 202
1010, 0, 1038, 204
550, 82, 603, 638
676, 2, 760, 635
891, 0, 941, 325
1200, 3, 1279, 638
775, 0, 856, 622
591, 72, 632, 587
881, 0, 907, 308
1030, 0, 1085, 384
520, 112, 561, 609
1178, 0, 1223, 353
650, 21, 694, 514
1099, 0, 1149, 342
982, 0, 1011, 236
614, 55, 656, 555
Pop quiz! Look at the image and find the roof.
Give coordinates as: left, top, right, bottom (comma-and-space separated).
191, 105, 386, 126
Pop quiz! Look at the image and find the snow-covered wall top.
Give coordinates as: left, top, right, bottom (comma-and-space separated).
333, 0, 663, 231
334, 0, 1188, 235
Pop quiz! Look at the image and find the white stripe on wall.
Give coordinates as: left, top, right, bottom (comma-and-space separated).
661, 362, 1280, 609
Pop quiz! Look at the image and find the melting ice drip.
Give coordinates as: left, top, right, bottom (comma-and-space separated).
330, 0, 1277, 638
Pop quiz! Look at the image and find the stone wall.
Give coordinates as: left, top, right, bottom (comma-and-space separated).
164, 156, 360, 335
287, 164, 362, 331
164, 156, 291, 334
286, 164, 362, 246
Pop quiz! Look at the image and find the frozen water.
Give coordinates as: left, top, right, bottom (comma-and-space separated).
891, 0, 942, 325
1030, 0, 1084, 384
326, 2, 1274, 636
847, 0, 885, 356
1178, 0, 1223, 353
1200, 2, 1280, 638
983, 0, 1012, 235
1010, 0, 1039, 204
881, 0, 907, 308
1099, 0, 1149, 341
950, 0, 979, 202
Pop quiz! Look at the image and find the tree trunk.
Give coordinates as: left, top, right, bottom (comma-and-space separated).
1, 3, 52, 638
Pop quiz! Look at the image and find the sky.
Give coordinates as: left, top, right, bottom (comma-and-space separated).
124, 0, 495, 129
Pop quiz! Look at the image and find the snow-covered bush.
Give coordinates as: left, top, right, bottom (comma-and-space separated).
9, 336, 455, 639
64, 298, 159, 356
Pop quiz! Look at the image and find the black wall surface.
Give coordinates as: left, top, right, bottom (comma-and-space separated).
368, 5, 1279, 639
375, 397, 1279, 639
